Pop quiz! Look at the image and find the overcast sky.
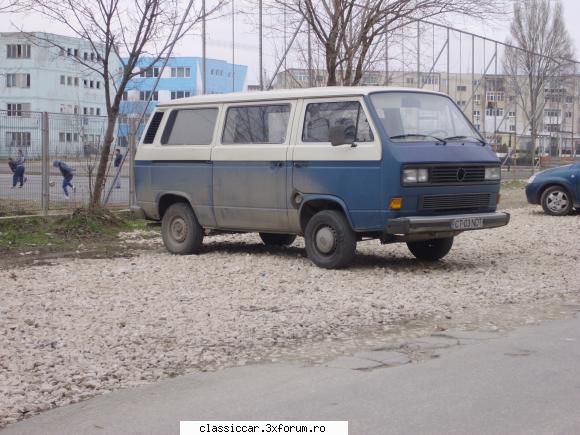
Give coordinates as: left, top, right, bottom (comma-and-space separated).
2, 0, 580, 85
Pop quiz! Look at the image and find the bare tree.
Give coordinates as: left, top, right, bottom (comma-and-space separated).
21, 0, 221, 209
0, 0, 23, 11
504, 0, 574, 170
276, 0, 506, 86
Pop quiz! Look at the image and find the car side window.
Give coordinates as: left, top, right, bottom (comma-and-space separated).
222, 104, 291, 144
302, 101, 374, 143
161, 108, 218, 145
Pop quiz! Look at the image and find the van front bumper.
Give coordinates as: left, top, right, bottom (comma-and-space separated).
385, 212, 510, 236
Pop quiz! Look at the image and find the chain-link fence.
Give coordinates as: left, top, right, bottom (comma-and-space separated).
0, 110, 133, 216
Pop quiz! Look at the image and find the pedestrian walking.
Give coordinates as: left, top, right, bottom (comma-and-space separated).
52, 160, 76, 199
113, 148, 123, 189
11, 149, 27, 188
506, 146, 513, 172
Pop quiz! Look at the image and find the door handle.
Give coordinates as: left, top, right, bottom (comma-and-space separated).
294, 162, 307, 168
271, 161, 283, 168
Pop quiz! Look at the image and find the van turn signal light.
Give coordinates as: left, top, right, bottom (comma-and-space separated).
389, 197, 403, 210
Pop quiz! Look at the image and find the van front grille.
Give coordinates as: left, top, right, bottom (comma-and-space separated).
430, 166, 486, 183
420, 193, 492, 211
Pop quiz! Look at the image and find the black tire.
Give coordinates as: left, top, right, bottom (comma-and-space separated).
540, 186, 573, 216
161, 203, 204, 255
407, 237, 454, 262
259, 233, 297, 246
304, 210, 356, 269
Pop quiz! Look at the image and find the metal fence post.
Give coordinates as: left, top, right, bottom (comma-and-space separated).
128, 129, 136, 209
41, 112, 49, 216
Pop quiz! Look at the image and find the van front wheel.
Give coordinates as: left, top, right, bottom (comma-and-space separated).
407, 237, 453, 261
305, 210, 356, 269
161, 203, 204, 255
259, 233, 297, 246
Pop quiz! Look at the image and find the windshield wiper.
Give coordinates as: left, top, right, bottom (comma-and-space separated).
443, 135, 486, 146
390, 134, 447, 145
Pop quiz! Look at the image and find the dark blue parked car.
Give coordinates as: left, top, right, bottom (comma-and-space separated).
525, 163, 580, 215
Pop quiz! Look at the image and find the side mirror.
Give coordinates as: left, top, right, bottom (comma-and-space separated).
330, 125, 349, 146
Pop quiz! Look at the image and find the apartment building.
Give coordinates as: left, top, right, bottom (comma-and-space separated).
274, 68, 580, 156
117, 57, 248, 145
0, 32, 120, 156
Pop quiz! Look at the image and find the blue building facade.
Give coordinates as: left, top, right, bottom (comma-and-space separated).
118, 57, 247, 143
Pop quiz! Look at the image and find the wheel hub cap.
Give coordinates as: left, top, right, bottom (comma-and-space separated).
547, 191, 569, 212
170, 217, 187, 242
315, 226, 336, 254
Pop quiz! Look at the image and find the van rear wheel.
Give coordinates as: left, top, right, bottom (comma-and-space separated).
161, 203, 204, 255
305, 210, 356, 269
407, 237, 453, 262
259, 233, 297, 246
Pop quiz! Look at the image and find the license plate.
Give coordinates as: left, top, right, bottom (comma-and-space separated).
451, 217, 484, 230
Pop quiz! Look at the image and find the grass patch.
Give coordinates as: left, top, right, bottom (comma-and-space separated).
0, 209, 148, 252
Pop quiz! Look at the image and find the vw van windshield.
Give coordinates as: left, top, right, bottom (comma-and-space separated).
369, 92, 483, 144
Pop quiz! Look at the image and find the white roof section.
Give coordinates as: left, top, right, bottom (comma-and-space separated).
157, 86, 447, 108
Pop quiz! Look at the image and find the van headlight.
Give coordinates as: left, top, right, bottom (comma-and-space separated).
527, 174, 536, 184
485, 167, 501, 180
403, 168, 429, 183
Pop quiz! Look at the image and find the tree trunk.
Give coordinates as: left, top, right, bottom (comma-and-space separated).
90, 111, 118, 210
326, 43, 338, 86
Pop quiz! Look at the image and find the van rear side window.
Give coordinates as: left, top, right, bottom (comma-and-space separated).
222, 104, 290, 144
161, 108, 218, 145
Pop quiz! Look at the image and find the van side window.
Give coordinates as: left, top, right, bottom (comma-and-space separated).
302, 101, 374, 143
222, 104, 290, 144
161, 108, 218, 145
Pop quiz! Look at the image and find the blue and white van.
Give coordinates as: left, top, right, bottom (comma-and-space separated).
134, 87, 509, 269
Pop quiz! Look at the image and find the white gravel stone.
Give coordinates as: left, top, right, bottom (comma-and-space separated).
0, 207, 579, 428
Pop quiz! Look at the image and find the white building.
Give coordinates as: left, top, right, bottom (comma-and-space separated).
0, 32, 121, 156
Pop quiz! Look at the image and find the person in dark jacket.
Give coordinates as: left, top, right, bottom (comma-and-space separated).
113, 148, 123, 189
11, 149, 27, 188
52, 160, 76, 198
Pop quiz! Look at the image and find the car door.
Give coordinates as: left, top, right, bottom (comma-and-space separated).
212, 101, 294, 231
290, 97, 383, 231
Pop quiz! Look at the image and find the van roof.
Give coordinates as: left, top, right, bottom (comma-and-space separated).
157, 86, 447, 108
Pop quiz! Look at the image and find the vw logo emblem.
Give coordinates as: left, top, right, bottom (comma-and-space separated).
456, 168, 466, 181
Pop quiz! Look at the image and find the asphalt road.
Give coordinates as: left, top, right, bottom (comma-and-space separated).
3, 315, 579, 435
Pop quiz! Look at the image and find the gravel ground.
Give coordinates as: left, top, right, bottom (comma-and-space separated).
1, 205, 580, 427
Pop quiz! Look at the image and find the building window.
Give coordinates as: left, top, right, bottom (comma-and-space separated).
89, 107, 95, 115
74, 77, 79, 87
171, 67, 191, 78
565, 96, 574, 103
139, 91, 158, 101
67, 48, 71, 56
170, 91, 191, 100
457, 85, 467, 92
91, 53, 95, 61
485, 108, 504, 117
90, 80, 94, 88
508, 111, 516, 117
544, 109, 560, 118
473, 110, 480, 117
474, 94, 481, 104
83, 107, 88, 115
83, 52, 88, 61
6, 132, 31, 147
7, 103, 30, 116
140, 67, 160, 78
73, 49, 79, 58
6, 44, 31, 59
96, 81, 100, 89
406, 77, 414, 85
486, 92, 504, 102
67, 76, 72, 86
456, 100, 466, 107
6, 73, 30, 88
422, 75, 438, 85
545, 124, 560, 132
96, 108, 101, 116
565, 111, 572, 118
509, 125, 516, 132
